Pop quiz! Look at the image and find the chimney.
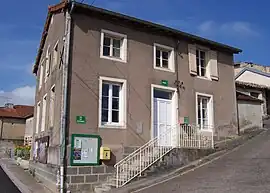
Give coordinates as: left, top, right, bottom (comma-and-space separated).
5, 103, 14, 109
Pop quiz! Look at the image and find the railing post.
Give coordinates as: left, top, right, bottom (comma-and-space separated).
139, 148, 142, 176
116, 166, 119, 188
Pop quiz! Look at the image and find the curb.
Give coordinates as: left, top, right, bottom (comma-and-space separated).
113, 128, 266, 193
0, 158, 31, 193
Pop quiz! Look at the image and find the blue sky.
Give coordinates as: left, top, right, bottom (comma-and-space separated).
0, 0, 268, 105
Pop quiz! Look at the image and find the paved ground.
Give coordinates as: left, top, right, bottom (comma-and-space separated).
134, 129, 270, 193
0, 166, 21, 193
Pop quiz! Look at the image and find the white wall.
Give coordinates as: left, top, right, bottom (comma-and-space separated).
25, 117, 34, 137
236, 71, 270, 87
238, 100, 262, 130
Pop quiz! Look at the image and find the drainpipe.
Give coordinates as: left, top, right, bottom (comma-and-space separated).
0, 118, 4, 140
60, 2, 74, 193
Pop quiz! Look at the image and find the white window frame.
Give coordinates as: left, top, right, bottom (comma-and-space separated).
35, 102, 41, 134
100, 29, 127, 63
99, 76, 127, 129
49, 85, 55, 128
41, 94, 47, 132
39, 59, 45, 90
195, 92, 214, 131
196, 46, 211, 79
153, 43, 175, 72
52, 41, 59, 70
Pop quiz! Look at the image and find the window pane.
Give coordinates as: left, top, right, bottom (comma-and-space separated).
201, 67, 206, 77
112, 85, 120, 97
196, 49, 199, 57
102, 96, 109, 109
202, 98, 208, 108
203, 119, 208, 126
113, 48, 120, 58
102, 109, 108, 122
156, 57, 161, 67
154, 90, 171, 99
112, 98, 119, 110
156, 50, 161, 58
162, 59, 168, 68
197, 107, 201, 118
113, 39, 121, 48
202, 108, 207, 119
162, 51, 169, 60
200, 51, 205, 59
102, 83, 109, 96
112, 110, 119, 122
200, 59, 205, 68
103, 37, 110, 46
103, 46, 110, 56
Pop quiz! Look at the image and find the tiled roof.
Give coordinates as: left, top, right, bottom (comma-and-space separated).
0, 105, 34, 119
235, 67, 270, 79
235, 81, 270, 90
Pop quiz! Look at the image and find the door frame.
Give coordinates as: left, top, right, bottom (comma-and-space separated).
151, 84, 178, 140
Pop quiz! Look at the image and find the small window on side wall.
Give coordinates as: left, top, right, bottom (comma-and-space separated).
100, 29, 127, 63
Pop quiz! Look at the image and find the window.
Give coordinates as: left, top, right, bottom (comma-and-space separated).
41, 94, 47, 132
99, 77, 127, 128
45, 47, 51, 81
39, 60, 45, 90
100, 29, 127, 62
35, 102, 41, 134
154, 43, 175, 72
49, 85, 55, 128
52, 41, 58, 69
250, 92, 259, 98
196, 93, 213, 130
196, 49, 207, 77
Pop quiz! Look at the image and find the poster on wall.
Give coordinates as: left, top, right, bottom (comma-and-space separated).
70, 134, 101, 166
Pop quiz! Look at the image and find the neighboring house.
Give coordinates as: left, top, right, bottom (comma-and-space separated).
235, 67, 270, 118
24, 116, 34, 146
0, 103, 34, 144
236, 91, 263, 130
234, 62, 270, 75
30, 1, 241, 192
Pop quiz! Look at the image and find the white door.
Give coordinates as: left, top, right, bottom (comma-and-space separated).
153, 97, 172, 146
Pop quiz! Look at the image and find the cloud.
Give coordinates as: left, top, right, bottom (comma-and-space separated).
0, 85, 35, 106
198, 21, 260, 38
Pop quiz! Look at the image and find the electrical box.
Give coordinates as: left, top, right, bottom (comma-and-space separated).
100, 147, 111, 160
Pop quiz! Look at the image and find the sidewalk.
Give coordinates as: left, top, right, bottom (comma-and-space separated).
0, 153, 52, 193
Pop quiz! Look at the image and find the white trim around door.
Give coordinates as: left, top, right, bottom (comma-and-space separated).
151, 84, 178, 146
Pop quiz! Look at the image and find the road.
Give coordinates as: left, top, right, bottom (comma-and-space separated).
0, 166, 21, 193
134, 129, 270, 193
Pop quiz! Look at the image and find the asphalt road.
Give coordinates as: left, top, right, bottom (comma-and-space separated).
0, 166, 21, 193
134, 129, 270, 193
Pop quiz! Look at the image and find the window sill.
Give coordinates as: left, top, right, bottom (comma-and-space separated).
196, 76, 212, 81
100, 55, 127, 63
99, 123, 126, 129
154, 66, 175, 73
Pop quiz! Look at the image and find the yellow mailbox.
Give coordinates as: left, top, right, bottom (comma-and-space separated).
100, 147, 111, 160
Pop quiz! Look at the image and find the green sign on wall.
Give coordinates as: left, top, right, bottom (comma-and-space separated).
161, 80, 168, 86
76, 116, 86, 124
184, 117, 189, 124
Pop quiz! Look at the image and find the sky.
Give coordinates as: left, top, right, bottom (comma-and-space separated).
0, 0, 269, 106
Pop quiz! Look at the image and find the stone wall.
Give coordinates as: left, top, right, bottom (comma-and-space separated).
66, 165, 115, 192
29, 161, 59, 192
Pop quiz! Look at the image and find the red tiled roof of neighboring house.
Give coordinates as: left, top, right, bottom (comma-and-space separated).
0, 105, 34, 119
236, 91, 263, 103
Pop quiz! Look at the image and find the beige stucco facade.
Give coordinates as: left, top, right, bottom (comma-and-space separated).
0, 118, 26, 142
32, 7, 239, 166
